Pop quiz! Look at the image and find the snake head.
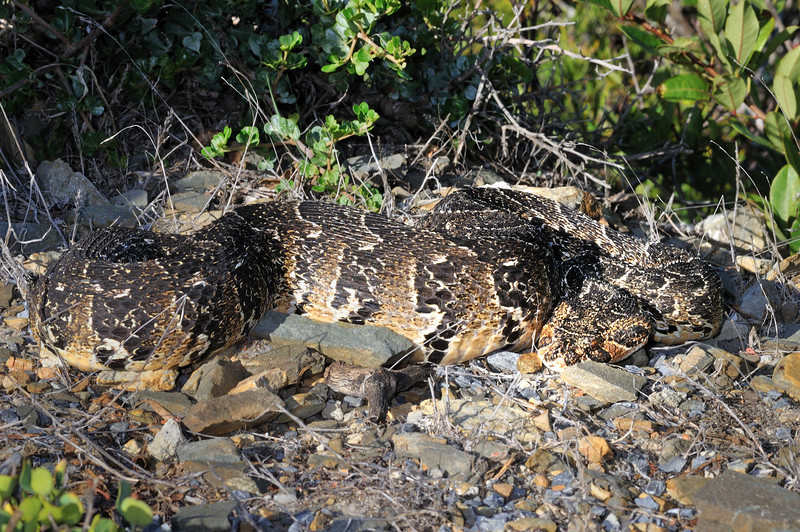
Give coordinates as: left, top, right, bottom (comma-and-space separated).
537, 282, 654, 372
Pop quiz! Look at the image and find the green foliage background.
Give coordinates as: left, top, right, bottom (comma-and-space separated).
1, 0, 799, 243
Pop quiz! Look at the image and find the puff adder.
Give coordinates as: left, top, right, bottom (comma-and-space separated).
30, 187, 724, 387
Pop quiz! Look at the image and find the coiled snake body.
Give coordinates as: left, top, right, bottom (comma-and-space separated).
30, 187, 724, 387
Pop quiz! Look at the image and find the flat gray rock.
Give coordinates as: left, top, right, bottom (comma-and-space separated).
250, 311, 415, 367
692, 469, 800, 531
392, 432, 474, 480
182, 387, 284, 436
171, 501, 236, 532
561, 361, 647, 404
36, 159, 110, 208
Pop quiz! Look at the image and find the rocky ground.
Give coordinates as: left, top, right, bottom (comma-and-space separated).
1, 156, 800, 531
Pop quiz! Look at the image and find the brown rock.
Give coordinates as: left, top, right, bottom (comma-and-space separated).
229, 368, 288, 394
182, 388, 284, 436
692, 469, 800, 531
493, 482, 513, 499
578, 435, 613, 463
666, 476, 710, 505
181, 358, 250, 401
516, 351, 543, 373
773, 352, 800, 400
506, 517, 557, 532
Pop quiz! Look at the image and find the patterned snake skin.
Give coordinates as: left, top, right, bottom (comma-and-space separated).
30, 187, 724, 386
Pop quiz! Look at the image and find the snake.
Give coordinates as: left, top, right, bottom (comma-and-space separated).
29, 187, 724, 388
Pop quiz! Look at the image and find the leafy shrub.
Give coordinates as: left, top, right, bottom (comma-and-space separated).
588, 0, 800, 248
0, 460, 153, 531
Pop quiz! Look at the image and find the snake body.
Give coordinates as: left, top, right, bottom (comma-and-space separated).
30, 187, 724, 383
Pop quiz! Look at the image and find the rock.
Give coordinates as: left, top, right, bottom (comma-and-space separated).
391, 432, 474, 480
174, 170, 226, 192
750, 375, 780, 394
111, 188, 148, 208
171, 501, 235, 532
739, 280, 781, 323
148, 418, 187, 461
773, 352, 800, 400
182, 388, 284, 435
0, 223, 62, 254
524, 449, 568, 475
505, 517, 557, 532
715, 313, 752, 351
471, 440, 511, 462
516, 351, 544, 373
176, 438, 243, 464
0, 283, 14, 309
578, 436, 613, 464
280, 383, 328, 421
77, 205, 137, 228
327, 516, 393, 532
675, 345, 716, 375
667, 476, 711, 505
511, 184, 603, 219
416, 398, 542, 443
561, 361, 647, 403
235, 343, 325, 385
485, 350, 520, 373
695, 207, 767, 253
176, 438, 261, 494
492, 482, 513, 498
229, 368, 288, 394
132, 390, 194, 417
692, 469, 800, 531
250, 311, 415, 367
735, 255, 773, 275
36, 159, 110, 207
169, 191, 210, 213
659, 436, 691, 465
181, 358, 250, 401
347, 153, 406, 180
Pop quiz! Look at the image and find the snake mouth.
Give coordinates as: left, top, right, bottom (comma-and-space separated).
537, 320, 652, 372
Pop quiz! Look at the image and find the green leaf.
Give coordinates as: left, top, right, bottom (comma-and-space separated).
89, 514, 119, 532
265, 114, 300, 141
765, 111, 793, 154
30, 468, 53, 497
785, 134, 800, 176
645, 0, 670, 23
609, 0, 635, 17
58, 492, 84, 524
724, 0, 759, 67
697, 0, 727, 33
619, 26, 663, 54
182, 32, 202, 53
278, 31, 302, 51
18, 496, 42, 521
752, 17, 774, 56
119, 497, 153, 528
759, 26, 799, 63
0, 475, 15, 500
770, 164, 800, 226
774, 75, 798, 120
658, 74, 710, 102
776, 45, 800, 80
703, 28, 731, 70
236, 126, 260, 148
115, 480, 132, 511
712, 75, 746, 111
53, 460, 66, 489
729, 119, 774, 150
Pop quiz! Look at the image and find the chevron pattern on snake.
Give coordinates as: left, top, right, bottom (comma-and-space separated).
30, 187, 724, 383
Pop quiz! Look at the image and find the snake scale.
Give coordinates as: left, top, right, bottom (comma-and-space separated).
30, 187, 724, 387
